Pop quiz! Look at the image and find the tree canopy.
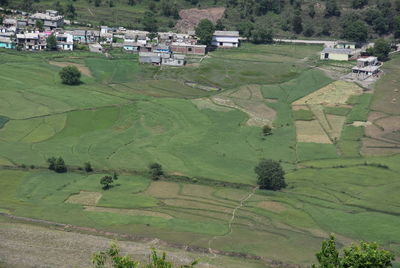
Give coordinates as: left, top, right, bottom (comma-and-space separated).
372, 39, 391, 61
254, 159, 286, 191
313, 235, 394, 268
46, 34, 57, 51
195, 19, 215, 46
59, 66, 81, 85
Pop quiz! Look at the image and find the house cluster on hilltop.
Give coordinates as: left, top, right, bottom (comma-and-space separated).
0, 9, 241, 67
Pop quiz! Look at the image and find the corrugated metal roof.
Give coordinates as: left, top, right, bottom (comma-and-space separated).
213, 31, 239, 37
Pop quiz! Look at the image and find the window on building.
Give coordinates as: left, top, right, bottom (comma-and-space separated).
188, 47, 192, 52
219, 42, 223, 46
178, 60, 181, 64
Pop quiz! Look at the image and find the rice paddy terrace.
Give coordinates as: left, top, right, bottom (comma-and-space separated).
0, 44, 400, 267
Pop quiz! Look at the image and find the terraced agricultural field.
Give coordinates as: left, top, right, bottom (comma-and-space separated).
1, 44, 399, 267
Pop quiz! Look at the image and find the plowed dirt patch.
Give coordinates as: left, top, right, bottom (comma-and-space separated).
49, 61, 93, 77
65, 191, 102, 206
145, 181, 180, 198
175, 7, 225, 32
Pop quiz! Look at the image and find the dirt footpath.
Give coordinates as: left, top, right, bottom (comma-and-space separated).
48, 61, 93, 77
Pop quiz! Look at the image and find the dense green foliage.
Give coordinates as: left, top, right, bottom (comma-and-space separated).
59, 65, 81, 85
195, 19, 214, 46
47, 156, 67, 173
313, 235, 395, 268
370, 38, 391, 61
254, 159, 286, 190
149, 163, 163, 180
46, 34, 57, 51
100, 175, 114, 190
3, 0, 400, 40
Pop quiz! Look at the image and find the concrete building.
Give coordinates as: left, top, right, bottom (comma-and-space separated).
124, 31, 148, 45
352, 56, 380, 78
139, 52, 161, 64
73, 30, 86, 43
56, 33, 74, 51
212, 31, 239, 48
335, 42, 356, 49
16, 33, 47, 50
0, 36, 16, 49
161, 53, 186, 66
320, 48, 353, 61
170, 42, 206, 55
28, 10, 64, 29
89, 43, 103, 53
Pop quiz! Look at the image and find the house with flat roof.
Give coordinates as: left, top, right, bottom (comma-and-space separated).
352, 56, 381, 78
212, 31, 239, 48
56, 32, 73, 51
16, 33, 47, 50
170, 42, 206, 55
28, 10, 64, 29
320, 48, 353, 61
0, 36, 16, 49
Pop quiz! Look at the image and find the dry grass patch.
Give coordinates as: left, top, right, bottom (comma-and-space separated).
181, 184, 215, 199
361, 137, 400, 156
295, 120, 332, 144
257, 201, 287, 212
48, 61, 93, 77
65, 191, 102, 206
293, 81, 362, 106
145, 181, 180, 199
326, 114, 346, 140
191, 98, 232, 112
292, 105, 310, 111
84, 206, 173, 219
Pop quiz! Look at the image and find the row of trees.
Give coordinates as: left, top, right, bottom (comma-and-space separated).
47, 157, 94, 173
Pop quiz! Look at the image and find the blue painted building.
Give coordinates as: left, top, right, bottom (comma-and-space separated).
0, 37, 16, 49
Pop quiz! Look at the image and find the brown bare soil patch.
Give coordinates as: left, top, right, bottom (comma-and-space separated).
257, 201, 286, 212
84, 206, 173, 220
175, 7, 225, 33
352, 121, 372, 127
295, 120, 332, 144
48, 61, 93, 77
361, 137, 400, 156
368, 111, 387, 123
65, 191, 102, 206
145, 181, 180, 198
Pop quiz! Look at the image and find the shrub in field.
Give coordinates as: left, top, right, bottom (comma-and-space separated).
100, 175, 114, 190
47, 157, 67, 173
59, 65, 81, 85
84, 162, 93, 172
255, 159, 286, 191
312, 235, 394, 268
262, 125, 272, 136
149, 163, 163, 180
91, 243, 197, 268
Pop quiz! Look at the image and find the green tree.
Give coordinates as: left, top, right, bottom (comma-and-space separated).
46, 34, 57, 51
65, 3, 77, 20
142, 11, 158, 33
342, 20, 368, 43
59, 66, 81, 85
251, 25, 273, 44
47, 156, 67, 173
372, 39, 391, 61
313, 235, 395, 268
254, 159, 286, 191
304, 23, 314, 37
35, 20, 44, 31
394, 16, 400, 39
149, 163, 163, 180
84, 162, 93, 172
325, 0, 340, 17
308, 3, 316, 18
195, 19, 214, 46
352, 0, 368, 9
238, 20, 254, 39
47, 157, 57, 171
292, 14, 303, 34
100, 175, 113, 190
112, 171, 118, 181
262, 125, 272, 136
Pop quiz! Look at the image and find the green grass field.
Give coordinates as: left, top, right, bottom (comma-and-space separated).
0, 44, 399, 267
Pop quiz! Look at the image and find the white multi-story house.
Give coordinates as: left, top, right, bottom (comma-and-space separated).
212, 31, 239, 48
56, 32, 74, 51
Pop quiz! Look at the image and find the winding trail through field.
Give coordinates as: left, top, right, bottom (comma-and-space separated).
207, 186, 258, 260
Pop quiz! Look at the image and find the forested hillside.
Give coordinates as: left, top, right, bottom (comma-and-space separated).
2, 0, 400, 41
